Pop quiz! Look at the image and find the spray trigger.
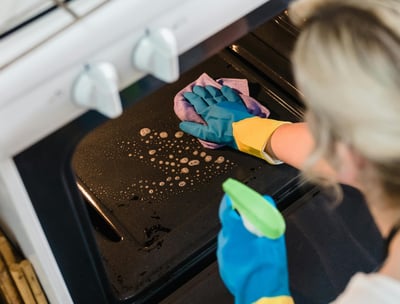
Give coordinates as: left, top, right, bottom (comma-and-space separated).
222, 178, 285, 239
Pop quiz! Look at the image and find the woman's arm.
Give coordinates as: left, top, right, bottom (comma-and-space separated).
267, 122, 336, 178
177, 85, 336, 178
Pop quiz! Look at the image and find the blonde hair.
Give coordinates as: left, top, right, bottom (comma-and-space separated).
288, 0, 400, 202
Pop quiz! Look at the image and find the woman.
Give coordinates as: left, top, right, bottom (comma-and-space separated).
178, 0, 400, 302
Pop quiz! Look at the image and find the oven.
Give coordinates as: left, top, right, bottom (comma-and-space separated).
0, 1, 386, 303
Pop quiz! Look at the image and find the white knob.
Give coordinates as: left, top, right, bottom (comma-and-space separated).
132, 28, 179, 83
73, 62, 123, 118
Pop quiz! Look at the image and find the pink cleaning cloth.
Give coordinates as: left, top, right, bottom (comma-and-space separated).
174, 73, 271, 149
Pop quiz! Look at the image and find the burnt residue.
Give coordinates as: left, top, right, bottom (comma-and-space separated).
130, 194, 140, 201
144, 224, 171, 238
141, 224, 171, 251
139, 271, 147, 277
115, 274, 133, 291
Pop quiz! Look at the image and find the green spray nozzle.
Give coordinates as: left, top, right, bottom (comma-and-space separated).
222, 178, 285, 239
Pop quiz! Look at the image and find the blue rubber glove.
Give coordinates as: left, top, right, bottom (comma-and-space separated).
217, 194, 293, 304
180, 85, 289, 164
180, 85, 253, 148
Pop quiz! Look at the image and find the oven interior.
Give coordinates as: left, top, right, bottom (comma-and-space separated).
14, 9, 385, 304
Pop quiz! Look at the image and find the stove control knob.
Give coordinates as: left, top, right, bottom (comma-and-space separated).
132, 28, 179, 83
73, 62, 123, 118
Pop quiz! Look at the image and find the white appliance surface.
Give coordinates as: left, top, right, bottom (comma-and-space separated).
0, 0, 54, 35
0, 1, 271, 303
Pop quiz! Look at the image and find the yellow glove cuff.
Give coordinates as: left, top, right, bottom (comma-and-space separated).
232, 117, 290, 165
253, 296, 295, 304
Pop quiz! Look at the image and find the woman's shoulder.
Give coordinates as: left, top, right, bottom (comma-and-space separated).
332, 272, 400, 303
